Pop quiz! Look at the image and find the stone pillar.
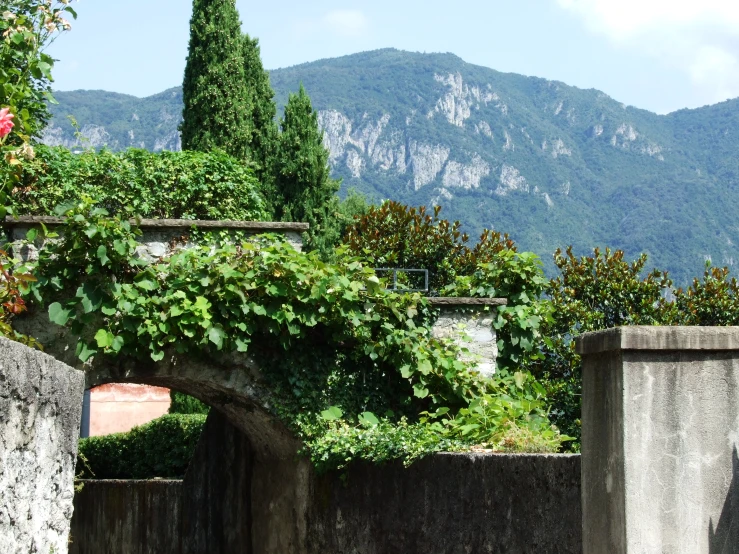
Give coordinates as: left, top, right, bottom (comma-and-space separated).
428, 297, 505, 378
577, 326, 739, 554
0, 337, 85, 554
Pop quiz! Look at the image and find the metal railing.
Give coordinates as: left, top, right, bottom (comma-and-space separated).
373, 268, 429, 293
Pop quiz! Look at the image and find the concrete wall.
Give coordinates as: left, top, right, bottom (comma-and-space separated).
89, 383, 171, 436
577, 326, 739, 554
0, 337, 85, 554
70, 410, 582, 554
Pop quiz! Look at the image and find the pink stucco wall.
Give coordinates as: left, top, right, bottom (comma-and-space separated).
89, 383, 171, 436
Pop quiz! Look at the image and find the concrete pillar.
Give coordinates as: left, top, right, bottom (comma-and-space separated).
428, 297, 506, 378
577, 326, 739, 554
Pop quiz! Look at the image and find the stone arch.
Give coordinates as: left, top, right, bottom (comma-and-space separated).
83, 352, 300, 460
15, 312, 300, 460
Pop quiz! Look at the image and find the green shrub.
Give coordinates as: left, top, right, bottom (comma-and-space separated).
343, 201, 516, 293
169, 391, 210, 415
11, 145, 270, 220
77, 413, 206, 479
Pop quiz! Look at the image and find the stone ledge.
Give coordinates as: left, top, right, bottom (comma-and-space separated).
426, 297, 507, 306
5, 215, 310, 232
575, 325, 739, 354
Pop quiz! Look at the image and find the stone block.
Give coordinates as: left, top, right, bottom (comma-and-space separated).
0, 337, 85, 554
577, 326, 739, 554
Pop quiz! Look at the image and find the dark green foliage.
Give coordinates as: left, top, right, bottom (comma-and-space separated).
180, 0, 252, 158
531, 247, 673, 447
666, 263, 739, 326
275, 84, 341, 256
77, 414, 206, 479
343, 201, 516, 292
11, 145, 270, 220
169, 391, 210, 415
242, 34, 278, 190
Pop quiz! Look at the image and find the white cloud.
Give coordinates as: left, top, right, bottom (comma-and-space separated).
556, 0, 739, 106
293, 10, 369, 40
322, 10, 369, 38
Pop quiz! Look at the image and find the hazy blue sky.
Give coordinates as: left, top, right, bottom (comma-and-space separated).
47, 0, 739, 114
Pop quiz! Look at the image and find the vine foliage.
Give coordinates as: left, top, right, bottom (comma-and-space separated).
23, 200, 565, 471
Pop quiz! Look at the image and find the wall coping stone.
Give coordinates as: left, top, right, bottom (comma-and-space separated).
426, 297, 507, 306
575, 325, 739, 354
5, 215, 309, 232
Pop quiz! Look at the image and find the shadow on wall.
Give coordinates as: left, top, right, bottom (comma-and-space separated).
709, 446, 739, 553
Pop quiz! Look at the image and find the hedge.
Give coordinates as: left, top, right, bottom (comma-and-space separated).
11, 145, 271, 221
77, 413, 207, 479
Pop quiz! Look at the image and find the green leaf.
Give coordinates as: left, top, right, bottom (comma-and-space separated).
76, 342, 97, 362
320, 406, 343, 421
97, 245, 110, 266
207, 325, 226, 349
94, 329, 114, 348
358, 411, 379, 427
413, 383, 429, 398
48, 303, 71, 326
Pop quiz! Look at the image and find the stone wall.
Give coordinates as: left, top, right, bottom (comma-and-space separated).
0, 337, 85, 554
6, 217, 309, 262
70, 410, 582, 554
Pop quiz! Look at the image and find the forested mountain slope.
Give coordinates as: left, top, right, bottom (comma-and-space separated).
44, 49, 739, 283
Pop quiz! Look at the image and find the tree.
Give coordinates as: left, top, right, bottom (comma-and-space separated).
180, 0, 251, 159
275, 84, 340, 255
242, 34, 277, 181
343, 201, 516, 292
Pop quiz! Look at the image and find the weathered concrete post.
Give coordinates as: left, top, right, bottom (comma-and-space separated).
428, 297, 506, 378
577, 326, 739, 554
0, 337, 85, 554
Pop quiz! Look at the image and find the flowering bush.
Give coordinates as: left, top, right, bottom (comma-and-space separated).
0, 108, 14, 139
1, 0, 76, 216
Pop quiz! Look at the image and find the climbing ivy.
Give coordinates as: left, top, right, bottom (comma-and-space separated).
22, 200, 566, 471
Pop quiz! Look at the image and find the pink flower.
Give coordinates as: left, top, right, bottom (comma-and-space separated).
0, 108, 14, 138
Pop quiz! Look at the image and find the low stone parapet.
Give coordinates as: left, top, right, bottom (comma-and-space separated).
4, 216, 309, 261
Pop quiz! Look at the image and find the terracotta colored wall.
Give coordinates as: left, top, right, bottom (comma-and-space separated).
89, 383, 171, 436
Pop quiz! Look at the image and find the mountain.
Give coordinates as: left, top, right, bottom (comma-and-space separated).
42, 48, 739, 284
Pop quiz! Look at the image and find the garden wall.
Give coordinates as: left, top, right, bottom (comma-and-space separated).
0, 337, 85, 554
70, 411, 582, 554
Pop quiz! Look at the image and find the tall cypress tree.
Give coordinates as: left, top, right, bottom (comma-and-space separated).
275, 84, 341, 255
180, 0, 251, 158
242, 34, 277, 167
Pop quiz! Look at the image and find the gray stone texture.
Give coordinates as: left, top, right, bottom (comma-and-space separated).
431, 302, 501, 377
0, 337, 85, 554
70, 410, 582, 554
577, 326, 739, 554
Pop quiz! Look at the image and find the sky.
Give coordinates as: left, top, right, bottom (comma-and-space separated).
46, 0, 739, 114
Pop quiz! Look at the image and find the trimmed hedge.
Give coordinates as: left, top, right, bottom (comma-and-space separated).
77, 413, 207, 479
12, 145, 271, 220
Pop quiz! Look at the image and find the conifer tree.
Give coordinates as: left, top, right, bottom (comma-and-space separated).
180, 0, 251, 158
275, 84, 341, 255
242, 34, 277, 173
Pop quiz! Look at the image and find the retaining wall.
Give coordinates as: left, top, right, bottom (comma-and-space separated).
70, 411, 582, 554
